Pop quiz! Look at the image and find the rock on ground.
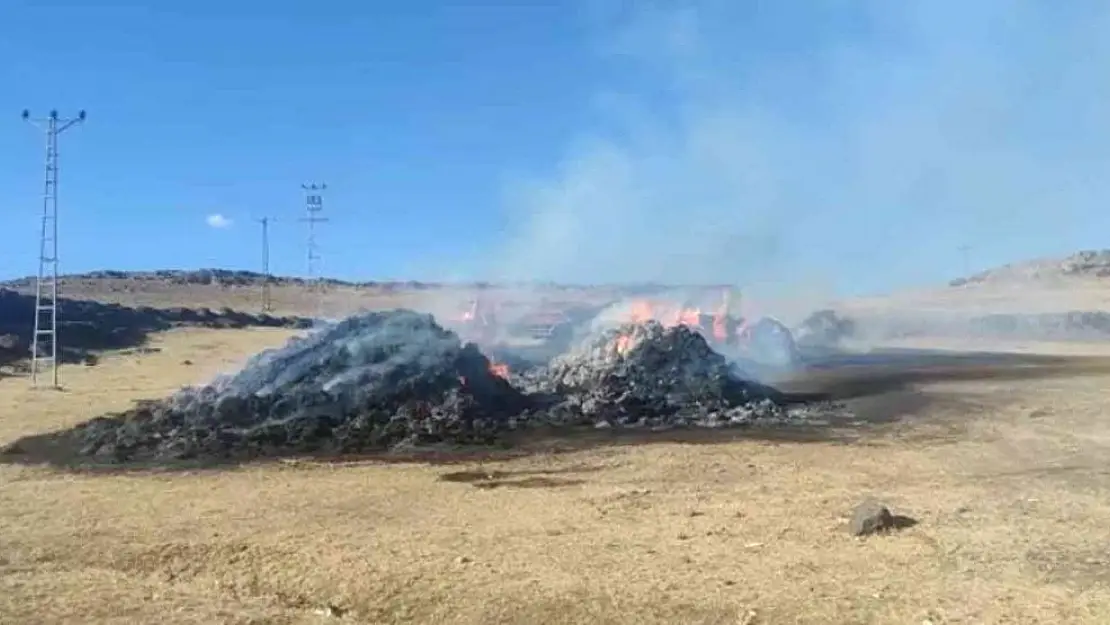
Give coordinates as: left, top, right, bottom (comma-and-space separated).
849, 499, 897, 536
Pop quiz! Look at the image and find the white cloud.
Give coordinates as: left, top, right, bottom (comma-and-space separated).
205, 213, 233, 229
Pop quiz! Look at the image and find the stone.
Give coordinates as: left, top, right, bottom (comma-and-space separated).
849, 499, 896, 536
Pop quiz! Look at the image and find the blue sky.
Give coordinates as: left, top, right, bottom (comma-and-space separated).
2, 1, 1109, 296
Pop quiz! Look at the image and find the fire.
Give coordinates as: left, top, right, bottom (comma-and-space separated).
672, 307, 701, 328
624, 299, 703, 330
712, 314, 728, 341
629, 300, 655, 323
489, 361, 509, 379
618, 290, 746, 345
614, 334, 635, 355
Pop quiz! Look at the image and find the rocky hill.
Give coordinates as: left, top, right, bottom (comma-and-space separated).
0, 270, 697, 320
0, 269, 711, 295
951, 250, 1110, 287
1, 269, 438, 290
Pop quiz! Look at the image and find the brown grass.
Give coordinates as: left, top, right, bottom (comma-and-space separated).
844, 276, 1110, 315
3, 327, 1110, 623
21, 280, 440, 318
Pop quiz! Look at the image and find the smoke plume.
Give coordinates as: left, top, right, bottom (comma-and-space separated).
494, 1, 1110, 297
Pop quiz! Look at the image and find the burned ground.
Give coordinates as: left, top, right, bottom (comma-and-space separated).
0, 288, 312, 373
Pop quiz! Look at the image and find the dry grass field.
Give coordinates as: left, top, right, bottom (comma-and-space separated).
3, 318, 1110, 623
5, 278, 619, 321
5, 280, 436, 319
844, 277, 1110, 316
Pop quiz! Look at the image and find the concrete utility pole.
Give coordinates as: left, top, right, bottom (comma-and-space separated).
300, 183, 328, 316
22, 109, 86, 389
255, 216, 277, 313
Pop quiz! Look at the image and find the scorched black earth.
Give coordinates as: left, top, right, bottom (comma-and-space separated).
2, 310, 825, 466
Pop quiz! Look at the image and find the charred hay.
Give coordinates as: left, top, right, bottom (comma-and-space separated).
4, 312, 820, 466
65, 310, 527, 462
518, 321, 790, 429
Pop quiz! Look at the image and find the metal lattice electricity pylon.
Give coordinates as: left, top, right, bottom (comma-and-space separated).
22, 109, 86, 388
958, 244, 972, 277
255, 216, 277, 313
300, 183, 328, 317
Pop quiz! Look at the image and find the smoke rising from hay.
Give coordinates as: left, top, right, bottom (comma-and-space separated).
494, 1, 1110, 297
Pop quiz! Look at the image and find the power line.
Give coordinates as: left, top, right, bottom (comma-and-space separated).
22, 109, 86, 389
300, 183, 328, 316
255, 216, 277, 313
958, 244, 972, 276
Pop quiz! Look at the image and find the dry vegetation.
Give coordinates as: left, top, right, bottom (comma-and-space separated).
5, 280, 434, 319
3, 311, 1110, 623
4, 278, 619, 321
845, 277, 1110, 317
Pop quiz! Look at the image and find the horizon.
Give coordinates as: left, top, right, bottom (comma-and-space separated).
3, 1, 1109, 299
0, 265, 783, 292
4, 244, 1109, 293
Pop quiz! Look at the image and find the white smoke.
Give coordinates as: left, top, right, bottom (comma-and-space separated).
492, 1, 1110, 297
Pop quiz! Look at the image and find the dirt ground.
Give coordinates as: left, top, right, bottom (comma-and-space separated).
3, 327, 1110, 624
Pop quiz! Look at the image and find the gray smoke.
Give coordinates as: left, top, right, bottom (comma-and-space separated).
200, 312, 462, 402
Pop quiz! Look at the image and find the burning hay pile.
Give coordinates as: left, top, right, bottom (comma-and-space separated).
5, 310, 818, 465
521, 321, 787, 428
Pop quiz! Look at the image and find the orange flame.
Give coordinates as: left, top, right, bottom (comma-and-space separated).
614, 334, 635, 355
616, 294, 757, 346
623, 299, 705, 330
488, 362, 509, 379
672, 307, 701, 328
629, 300, 655, 323
712, 315, 728, 341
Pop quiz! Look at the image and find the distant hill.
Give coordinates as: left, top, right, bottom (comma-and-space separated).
0, 269, 719, 296
0, 269, 715, 318
0, 269, 436, 290
950, 250, 1110, 287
